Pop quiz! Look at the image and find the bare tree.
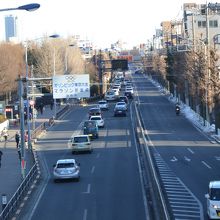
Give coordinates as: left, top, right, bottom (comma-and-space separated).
0, 43, 24, 101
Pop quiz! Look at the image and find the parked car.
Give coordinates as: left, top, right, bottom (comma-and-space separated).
53, 159, 80, 182
114, 103, 127, 117
90, 115, 105, 128
88, 107, 102, 119
68, 134, 92, 153
83, 121, 99, 139
98, 100, 109, 110
205, 180, 220, 219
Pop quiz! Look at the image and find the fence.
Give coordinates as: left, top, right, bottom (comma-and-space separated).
0, 163, 38, 220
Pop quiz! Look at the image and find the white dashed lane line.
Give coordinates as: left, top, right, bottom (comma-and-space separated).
201, 161, 212, 169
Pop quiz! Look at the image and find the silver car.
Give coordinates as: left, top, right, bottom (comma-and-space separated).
53, 159, 80, 182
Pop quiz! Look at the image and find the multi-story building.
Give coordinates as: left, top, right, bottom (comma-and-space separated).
183, 2, 220, 48
5, 15, 17, 42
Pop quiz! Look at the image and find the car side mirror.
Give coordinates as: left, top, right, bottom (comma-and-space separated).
78, 163, 80, 166
53, 164, 56, 167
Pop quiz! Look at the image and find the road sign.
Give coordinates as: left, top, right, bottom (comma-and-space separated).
52, 74, 90, 99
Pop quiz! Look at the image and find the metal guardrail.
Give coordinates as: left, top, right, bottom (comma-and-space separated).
0, 163, 38, 220
31, 122, 46, 140
134, 102, 170, 220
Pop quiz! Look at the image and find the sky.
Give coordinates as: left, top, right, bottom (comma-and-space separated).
0, 0, 207, 49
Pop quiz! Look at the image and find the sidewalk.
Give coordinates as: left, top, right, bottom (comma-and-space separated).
0, 105, 61, 212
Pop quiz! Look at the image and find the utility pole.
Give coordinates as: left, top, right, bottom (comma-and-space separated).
98, 49, 103, 96
18, 76, 26, 179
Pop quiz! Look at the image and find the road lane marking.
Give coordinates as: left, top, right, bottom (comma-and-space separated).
83, 184, 91, 194
83, 209, 87, 220
184, 156, 191, 162
187, 148, 194, 154
96, 153, 100, 158
170, 156, 178, 162
91, 166, 95, 174
202, 161, 212, 169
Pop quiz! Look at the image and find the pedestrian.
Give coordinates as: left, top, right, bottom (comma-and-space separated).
50, 101, 53, 110
0, 150, 3, 168
15, 132, 20, 148
40, 102, 44, 115
1, 127, 9, 142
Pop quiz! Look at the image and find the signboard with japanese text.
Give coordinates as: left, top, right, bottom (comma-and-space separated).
53, 74, 90, 99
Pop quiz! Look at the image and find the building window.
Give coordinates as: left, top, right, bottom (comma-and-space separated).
198, 20, 207, 28
209, 20, 218, 28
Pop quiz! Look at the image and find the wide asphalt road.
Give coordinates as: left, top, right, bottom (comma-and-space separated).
133, 73, 220, 220
19, 100, 147, 220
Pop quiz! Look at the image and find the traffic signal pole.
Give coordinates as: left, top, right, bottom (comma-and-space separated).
18, 76, 26, 179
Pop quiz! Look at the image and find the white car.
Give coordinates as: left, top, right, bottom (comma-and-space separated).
105, 91, 116, 101
68, 135, 92, 153
115, 101, 127, 111
53, 159, 80, 182
90, 115, 105, 128
205, 181, 220, 219
98, 100, 109, 110
125, 86, 134, 94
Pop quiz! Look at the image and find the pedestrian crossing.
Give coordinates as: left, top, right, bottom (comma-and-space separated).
154, 153, 204, 220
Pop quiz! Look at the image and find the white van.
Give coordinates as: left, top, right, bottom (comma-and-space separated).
205, 181, 220, 219
68, 135, 92, 154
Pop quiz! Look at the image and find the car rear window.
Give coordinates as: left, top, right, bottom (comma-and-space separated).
57, 163, 75, 168
74, 136, 89, 143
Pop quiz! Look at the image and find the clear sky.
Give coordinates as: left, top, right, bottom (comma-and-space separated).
0, 0, 206, 49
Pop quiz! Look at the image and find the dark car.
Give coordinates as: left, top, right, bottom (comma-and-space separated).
124, 91, 133, 99
118, 96, 129, 104
83, 120, 99, 139
114, 105, 126, 117
88, 107, 102, 119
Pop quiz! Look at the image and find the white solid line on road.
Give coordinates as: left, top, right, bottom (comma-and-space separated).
83, 209, 87, 220
187, 148, 195, 154
202, 161, 212, 169
91, 166, 95, 174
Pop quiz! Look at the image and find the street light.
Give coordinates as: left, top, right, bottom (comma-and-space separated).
0, 3, 40, 12
50, 34, 60, 118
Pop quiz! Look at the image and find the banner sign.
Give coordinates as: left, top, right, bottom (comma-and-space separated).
53, 74, 90, 99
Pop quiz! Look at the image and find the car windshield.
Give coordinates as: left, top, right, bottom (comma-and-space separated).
73, 136, 88, 143
117, 102, 125, 106
57, 163, 75, 168
210, 188, 220, 200
84, 121, 96, 127
91, 117, 101, 120
99, 101, 106, 104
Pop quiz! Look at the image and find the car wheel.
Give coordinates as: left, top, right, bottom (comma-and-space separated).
76, 176, 80, 182
54, 179, 58, 183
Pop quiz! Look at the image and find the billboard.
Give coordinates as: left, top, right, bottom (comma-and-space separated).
111, 59, 128, 71
53, 74, 90, 99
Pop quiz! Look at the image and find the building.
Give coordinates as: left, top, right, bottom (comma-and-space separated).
5, 15, 17, 42
183, 2, 220, 48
